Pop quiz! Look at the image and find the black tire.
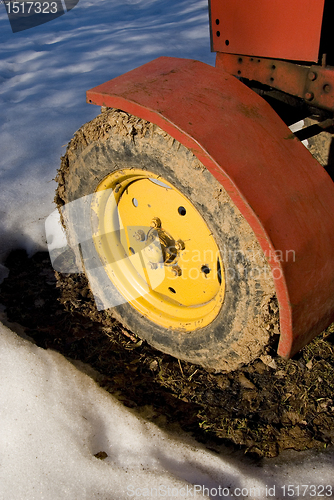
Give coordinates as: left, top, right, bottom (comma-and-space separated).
56, 108, 278, 372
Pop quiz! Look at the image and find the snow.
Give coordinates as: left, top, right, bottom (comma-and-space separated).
0, 0, 214, 266
0, 0, 334, 498
1, 322, 334, 500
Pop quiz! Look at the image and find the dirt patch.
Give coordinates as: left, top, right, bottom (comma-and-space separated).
1, 249, 334, 458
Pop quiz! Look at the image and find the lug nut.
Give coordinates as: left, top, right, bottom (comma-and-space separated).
151, 217, 161, 228
171, 266, 182, 277
148, 262, 158, 270
175, 239, 185, 251
134, 230, 146, 241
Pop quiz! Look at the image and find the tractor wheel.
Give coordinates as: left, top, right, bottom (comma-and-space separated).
56, 108, 278, 372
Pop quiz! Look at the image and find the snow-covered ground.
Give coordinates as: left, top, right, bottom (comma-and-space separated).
0, 1, 334, 498
1, 322, 334, 500
0, 0, 214, 270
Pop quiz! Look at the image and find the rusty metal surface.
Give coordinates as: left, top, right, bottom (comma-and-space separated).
87, 57, 334, 359
216, 53, 334, 112
210, 0, 325, 62
304, 65, 334, 110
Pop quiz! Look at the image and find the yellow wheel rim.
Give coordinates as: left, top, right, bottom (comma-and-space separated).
91, 169, 225, 331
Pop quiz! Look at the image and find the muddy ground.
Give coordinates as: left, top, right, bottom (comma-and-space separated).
0, 249, 334, 459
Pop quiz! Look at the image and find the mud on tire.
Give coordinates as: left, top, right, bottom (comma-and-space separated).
55, 108, 279, 372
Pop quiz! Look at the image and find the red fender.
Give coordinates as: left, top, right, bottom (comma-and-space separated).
86, 57, 334, 358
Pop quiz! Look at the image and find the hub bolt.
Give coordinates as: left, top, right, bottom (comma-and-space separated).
175, 239, 185, 251
148, 262, 158, 270
134, 230, 146, 241
171, 266, 182, 277
151, 217, 162, 228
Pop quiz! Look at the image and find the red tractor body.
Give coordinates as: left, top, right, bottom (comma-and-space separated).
210, 0, 325, 62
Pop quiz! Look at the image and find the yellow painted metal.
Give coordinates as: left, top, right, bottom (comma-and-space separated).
91, 169, 225, 331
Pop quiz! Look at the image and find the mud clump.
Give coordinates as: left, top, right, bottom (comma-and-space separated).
1, 250, 334, 458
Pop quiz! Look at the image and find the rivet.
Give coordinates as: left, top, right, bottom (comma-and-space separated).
323, 84, 331, 93
308, 71, 317, 81
305, 92, 314, 101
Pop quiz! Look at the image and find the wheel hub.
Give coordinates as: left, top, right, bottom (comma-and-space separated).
91, 168, 225, 331
144, 224, 183, 266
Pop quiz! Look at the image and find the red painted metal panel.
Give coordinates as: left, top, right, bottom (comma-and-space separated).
87, 57, 334, 358
210, 0, 325, 62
